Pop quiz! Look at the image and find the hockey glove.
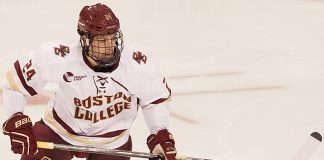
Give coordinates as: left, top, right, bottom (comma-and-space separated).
147, 129, 177, 160
2, 112, 37, 155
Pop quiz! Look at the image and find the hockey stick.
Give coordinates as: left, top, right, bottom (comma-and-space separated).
37, 141, 211, 160
290, 132, 322, 160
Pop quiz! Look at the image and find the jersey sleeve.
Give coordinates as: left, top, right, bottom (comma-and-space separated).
128, 51, 172, 133
131, 54, 171, 107
5, 46, 48, 96
142, 102, 171, 134
2, 45, 49, 116
138, 75, 171, 107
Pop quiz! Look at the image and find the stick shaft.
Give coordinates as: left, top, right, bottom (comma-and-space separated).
38, 141, 156, 159
37, 141, 211, 160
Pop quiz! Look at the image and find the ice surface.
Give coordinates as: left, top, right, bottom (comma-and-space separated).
1, 0, 324, 159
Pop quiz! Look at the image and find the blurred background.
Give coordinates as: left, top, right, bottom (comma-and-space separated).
1, 0, 324, 159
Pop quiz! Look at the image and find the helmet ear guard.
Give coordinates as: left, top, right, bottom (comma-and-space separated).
77, 29, 92, 55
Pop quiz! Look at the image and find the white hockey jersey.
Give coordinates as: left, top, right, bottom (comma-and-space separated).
2, 41, 172, 148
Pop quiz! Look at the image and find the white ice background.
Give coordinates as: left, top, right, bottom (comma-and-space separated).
1, 0, 324, 160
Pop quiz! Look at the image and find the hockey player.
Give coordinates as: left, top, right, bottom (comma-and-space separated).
2, 3, 177, 160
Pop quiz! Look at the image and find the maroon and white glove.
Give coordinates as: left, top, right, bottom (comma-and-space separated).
2, 112, 37, 155
147, 129, 177, 160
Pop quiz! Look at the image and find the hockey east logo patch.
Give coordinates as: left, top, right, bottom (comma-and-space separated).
63, 72, 87, 82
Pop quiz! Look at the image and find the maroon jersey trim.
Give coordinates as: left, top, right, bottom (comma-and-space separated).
53, 109, 78, 135
52, 108, 126, 138
111, 77, 129, 92
151, 82, 172, 104
14, 60, 38, 96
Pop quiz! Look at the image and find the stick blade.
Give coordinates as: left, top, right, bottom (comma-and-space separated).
310, 132, 322, 142
290, 132, 322, 160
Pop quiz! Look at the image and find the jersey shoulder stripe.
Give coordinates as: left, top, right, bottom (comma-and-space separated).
13, 60, 38, 96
